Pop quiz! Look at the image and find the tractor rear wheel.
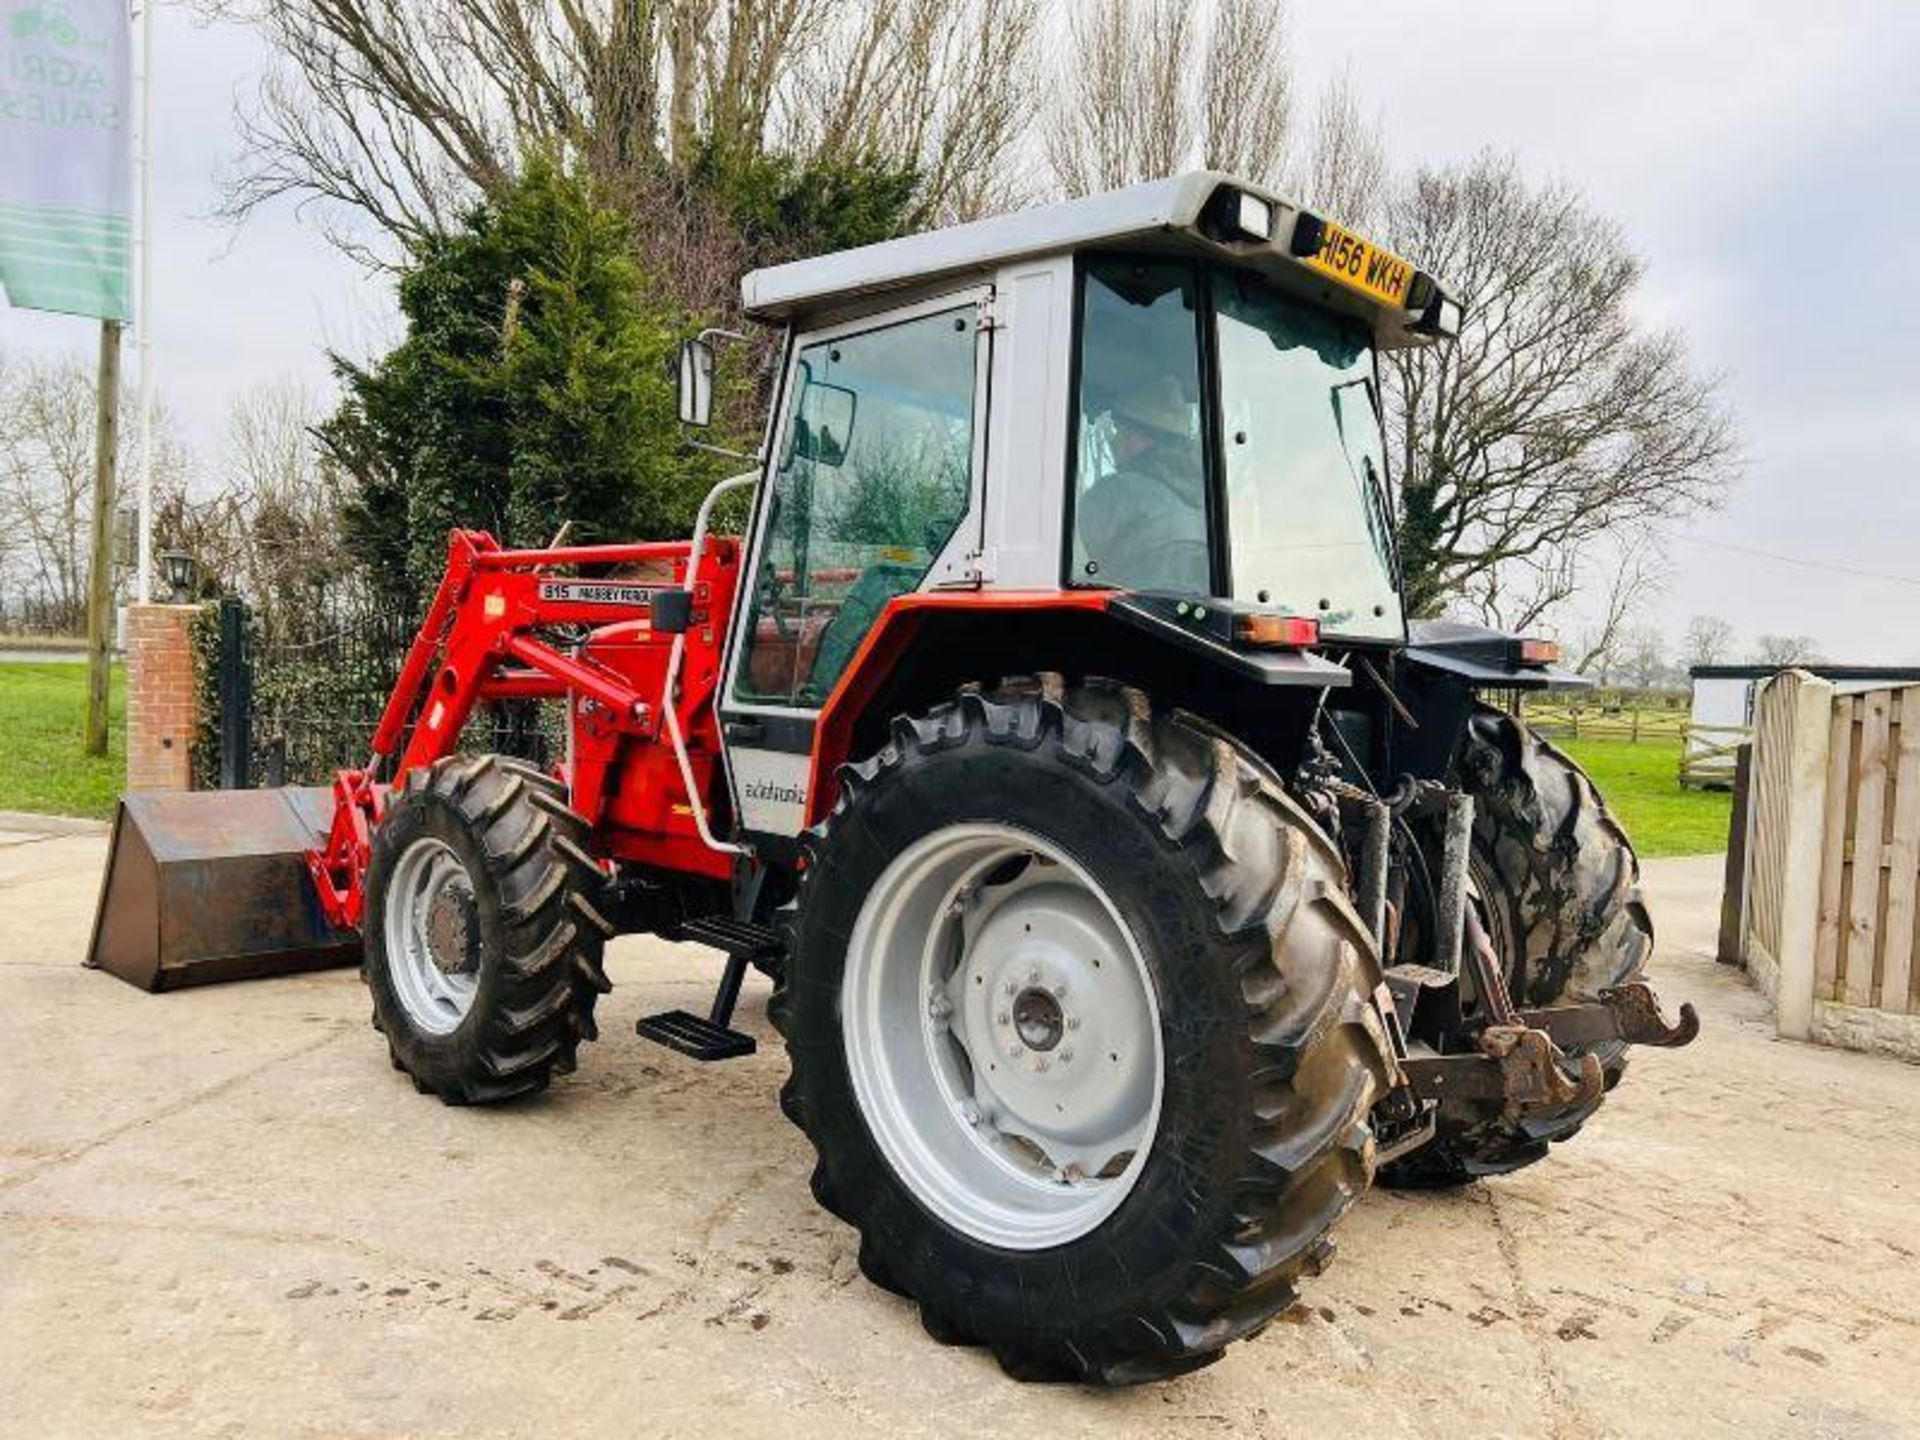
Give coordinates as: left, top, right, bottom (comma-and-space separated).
772, 677, 1394, 1383
363, 754, 614, 1104
1381, 703, 1653, 1186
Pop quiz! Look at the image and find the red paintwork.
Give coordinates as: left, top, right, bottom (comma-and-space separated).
309, 529, 741, 930
806, 590, 1111, 825
306, 522, 1114, 931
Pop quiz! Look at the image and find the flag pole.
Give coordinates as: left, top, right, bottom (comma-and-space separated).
134, 0, 156, 604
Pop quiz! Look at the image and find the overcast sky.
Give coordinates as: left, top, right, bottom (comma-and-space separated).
5, 0, 1918, 661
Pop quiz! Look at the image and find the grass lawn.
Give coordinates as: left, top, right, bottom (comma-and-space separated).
1558, 736, 1731, 859
0, 662, 125, 820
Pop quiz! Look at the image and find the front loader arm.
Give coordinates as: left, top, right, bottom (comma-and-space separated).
307, 527, 739, 931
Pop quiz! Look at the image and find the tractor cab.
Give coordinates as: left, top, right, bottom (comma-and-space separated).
689, 172, 1461, 840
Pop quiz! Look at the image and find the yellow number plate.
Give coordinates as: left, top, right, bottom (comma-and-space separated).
1303, 220, 1415, 308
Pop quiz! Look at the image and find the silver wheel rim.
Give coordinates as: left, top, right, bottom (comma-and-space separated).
384, 835, 481, 1036
842, 823, 1163, 1250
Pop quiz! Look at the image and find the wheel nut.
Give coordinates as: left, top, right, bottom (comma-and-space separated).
996, 1011, 1010, 1026
1066, 1016, 1080, 1031
1035, 1058, 1050, 1073
1052, 982, 1067, 998
961, 1103, 980, 1125
1061, 1049, 1074, 1063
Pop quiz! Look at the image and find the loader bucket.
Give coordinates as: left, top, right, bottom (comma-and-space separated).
85, 788, 361, 992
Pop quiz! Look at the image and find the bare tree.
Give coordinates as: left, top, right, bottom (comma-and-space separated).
1682, 614, 1736, 669
0, 352, 96, 626
213, 0, 1041, 263
149, 378, 346, 609
1381, 153, 1737, 631
0, 350, 191, 629
1615, 624, 1670, 691
1563, 538, 1660, 677
1199, 0, 1293, 184
1753, 634, 1822, 668
1047, 0, 1301, 197
1294, 67, 1385, 226
790, 0, 1044, 224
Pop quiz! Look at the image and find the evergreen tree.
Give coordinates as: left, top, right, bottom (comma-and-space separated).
321, 157, 713, 611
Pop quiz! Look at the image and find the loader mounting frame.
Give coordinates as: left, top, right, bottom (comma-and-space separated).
308, 527, 744, 933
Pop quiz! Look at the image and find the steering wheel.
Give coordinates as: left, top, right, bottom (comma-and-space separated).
757, 558, 796, 639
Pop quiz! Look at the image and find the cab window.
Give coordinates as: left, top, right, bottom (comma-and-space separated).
1070, 257, 1210, 593
737, 305, 978, 708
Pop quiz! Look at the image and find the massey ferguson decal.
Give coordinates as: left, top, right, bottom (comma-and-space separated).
538, 580, 655, 606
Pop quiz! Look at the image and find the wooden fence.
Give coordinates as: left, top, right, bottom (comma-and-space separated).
1680, 723, 1750, 789
1731, 671, 1920, 1060
1524, 707, 1690, 744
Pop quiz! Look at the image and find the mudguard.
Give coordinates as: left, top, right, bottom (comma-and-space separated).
1401, 618, 1591, 691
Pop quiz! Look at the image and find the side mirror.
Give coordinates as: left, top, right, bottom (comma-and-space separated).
677, 337, 715, 428
782, 373, 858, 470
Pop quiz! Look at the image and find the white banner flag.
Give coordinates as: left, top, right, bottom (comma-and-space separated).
0, 0, 132, 321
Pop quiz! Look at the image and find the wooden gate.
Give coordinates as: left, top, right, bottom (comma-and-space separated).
1813, 686, 1920, 1017
1735, 671, 1920, 1060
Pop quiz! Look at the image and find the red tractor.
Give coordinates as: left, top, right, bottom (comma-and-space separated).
120, 174, 1699, 1383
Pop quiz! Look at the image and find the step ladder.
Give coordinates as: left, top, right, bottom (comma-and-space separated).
634, 916, 785, 1062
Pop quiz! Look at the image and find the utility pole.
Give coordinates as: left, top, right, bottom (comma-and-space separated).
86, 320, 123, 757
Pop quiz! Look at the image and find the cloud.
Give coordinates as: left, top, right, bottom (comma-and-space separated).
1288, 0, 1920, 661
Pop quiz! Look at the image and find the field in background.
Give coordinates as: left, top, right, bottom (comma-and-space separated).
1516, 693, 1735, 857
1556, 735, 1732, 858
0, 662, 125, 820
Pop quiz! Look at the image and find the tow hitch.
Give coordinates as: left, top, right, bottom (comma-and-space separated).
1375, 787, 1697, 1147
1519, 980, 1701, 1050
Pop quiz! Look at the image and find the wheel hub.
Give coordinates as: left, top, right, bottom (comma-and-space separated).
952, 886, 1155, 1160
424, 882, 477, 976
841, 823, 1163, 1250
1012, 986, 1063, 1051
383, 836, 482, 1035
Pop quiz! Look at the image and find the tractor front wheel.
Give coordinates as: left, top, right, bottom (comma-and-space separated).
773, 677, 1394, 1383
363, 754, 614, 1104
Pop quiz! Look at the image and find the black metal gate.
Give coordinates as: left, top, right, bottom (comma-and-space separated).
204, 589, 560, 788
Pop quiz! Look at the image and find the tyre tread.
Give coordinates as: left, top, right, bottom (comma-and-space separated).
364, 753, 607, 1104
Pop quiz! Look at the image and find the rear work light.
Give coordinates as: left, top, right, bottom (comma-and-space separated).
1514, 638, 1561, 666
1236, 613, 1320, 648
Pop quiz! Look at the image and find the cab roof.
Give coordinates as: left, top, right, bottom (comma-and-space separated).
740, 171, 1455, 348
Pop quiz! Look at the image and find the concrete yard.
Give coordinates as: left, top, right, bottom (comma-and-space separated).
1, 823, 1916, 1439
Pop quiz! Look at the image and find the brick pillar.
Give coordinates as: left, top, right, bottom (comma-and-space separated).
126, 603, 202, 791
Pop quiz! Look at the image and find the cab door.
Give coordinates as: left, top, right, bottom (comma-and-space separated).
720, 288, 991, 844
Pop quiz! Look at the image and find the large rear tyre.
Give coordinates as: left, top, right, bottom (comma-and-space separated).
772, 677, 1394, 1383
1382, 703, 1653, 1187
364, 754, 614, 1104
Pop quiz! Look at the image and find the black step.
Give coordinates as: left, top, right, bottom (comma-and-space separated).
635, 1009, 757, 1061
677, 915, 785, 960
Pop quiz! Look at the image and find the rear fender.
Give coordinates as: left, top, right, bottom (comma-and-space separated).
1401, 619, 1590, 691
807, 592, 1350, 825
809, 592, 1107, 825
